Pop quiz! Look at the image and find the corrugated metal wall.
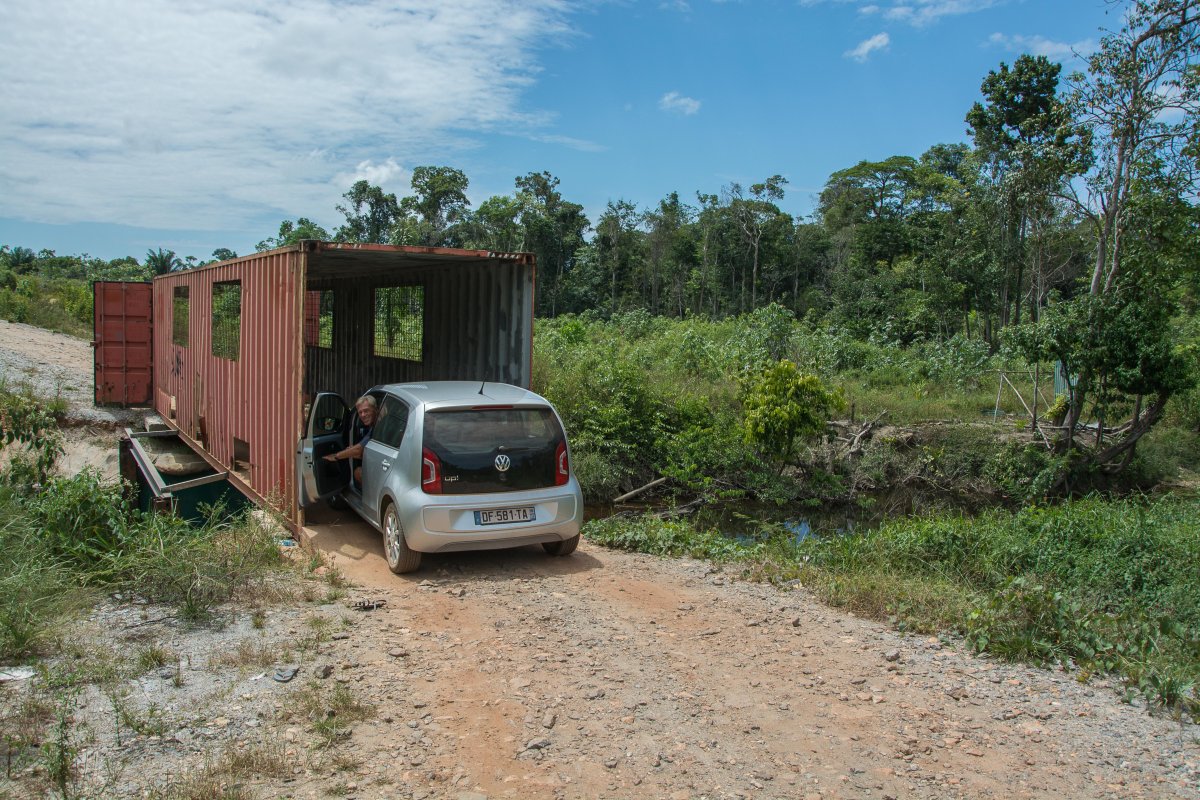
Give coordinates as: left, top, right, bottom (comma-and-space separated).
152, 251, 305, 525
93, 281, 153, 406
148, 243, 534, 529
304, 257, 534, 401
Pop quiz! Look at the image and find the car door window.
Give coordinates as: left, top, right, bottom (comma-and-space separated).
371, 396, 409, 449
308, 393, 348, 438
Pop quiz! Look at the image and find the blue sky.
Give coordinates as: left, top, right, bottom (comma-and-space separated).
1, 0, 1117, 262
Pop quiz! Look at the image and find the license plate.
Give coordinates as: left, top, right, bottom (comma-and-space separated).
475, 506, 536, 525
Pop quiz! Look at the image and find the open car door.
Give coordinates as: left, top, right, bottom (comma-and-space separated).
297, 393, 351, 507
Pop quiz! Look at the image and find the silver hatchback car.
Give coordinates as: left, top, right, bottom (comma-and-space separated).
298, 382, 583, 573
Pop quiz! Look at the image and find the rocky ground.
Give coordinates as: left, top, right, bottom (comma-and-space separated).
1, 321, 1198, 800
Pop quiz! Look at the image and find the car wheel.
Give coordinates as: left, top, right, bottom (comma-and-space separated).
382, 503, 421, 574
543, 534, 580, 557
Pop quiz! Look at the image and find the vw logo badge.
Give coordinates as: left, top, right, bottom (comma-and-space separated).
494, 454, 511, 472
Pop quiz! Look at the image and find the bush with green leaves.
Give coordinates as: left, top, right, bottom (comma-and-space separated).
741, 360, 844, 469
0, 389, 64, 485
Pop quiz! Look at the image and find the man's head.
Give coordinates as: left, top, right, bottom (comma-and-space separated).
355, 395, 378, 426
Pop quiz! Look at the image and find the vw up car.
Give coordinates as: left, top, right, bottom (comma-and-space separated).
297, 382, 582, 573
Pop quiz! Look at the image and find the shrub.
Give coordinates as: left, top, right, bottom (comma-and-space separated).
741, 361, 844, 468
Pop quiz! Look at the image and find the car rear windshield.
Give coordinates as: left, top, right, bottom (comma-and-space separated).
424, 407, 565, 494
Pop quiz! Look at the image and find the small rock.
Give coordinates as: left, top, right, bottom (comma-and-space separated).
541, 713, 557, 729
388, 648, 408, 658
584, 688, 606, 700
884, 649, 901, 662
525, 738, 551, 751
331, 632, 351, 641
791, 617, 802, 627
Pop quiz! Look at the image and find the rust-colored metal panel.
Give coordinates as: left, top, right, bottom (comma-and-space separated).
152, 252, 306, 528
93, 281, 153, 406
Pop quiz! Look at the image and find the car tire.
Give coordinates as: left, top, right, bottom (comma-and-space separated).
543, 534, 580, 557
382, 503, 421, 574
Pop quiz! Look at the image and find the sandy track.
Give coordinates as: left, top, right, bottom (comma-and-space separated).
301, 506, 1199, 799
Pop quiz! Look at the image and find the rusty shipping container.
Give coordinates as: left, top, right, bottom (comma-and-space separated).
142, 241, 536, 531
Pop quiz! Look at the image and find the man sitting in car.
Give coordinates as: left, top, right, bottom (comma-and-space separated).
323, 395, 377, 488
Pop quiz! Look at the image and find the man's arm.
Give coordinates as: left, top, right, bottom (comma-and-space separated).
323, 442, 364, 462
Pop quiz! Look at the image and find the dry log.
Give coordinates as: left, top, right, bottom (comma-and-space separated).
612, 476, 668, 504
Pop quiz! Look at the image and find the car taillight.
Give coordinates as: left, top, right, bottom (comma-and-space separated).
555, 441, 569, 486
422, 447, 442, 494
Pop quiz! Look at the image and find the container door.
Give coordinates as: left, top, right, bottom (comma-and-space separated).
93, 281, 153, 406
297, 392, 351, 506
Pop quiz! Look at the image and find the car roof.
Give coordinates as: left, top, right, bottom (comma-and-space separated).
375, 381, 547, 408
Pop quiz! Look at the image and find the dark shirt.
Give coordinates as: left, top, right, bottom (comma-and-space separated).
353, 416, 374, 449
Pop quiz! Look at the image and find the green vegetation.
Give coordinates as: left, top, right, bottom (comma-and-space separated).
586, 493, 1200, 719
0, 389, 285, 661
533, 311, 1197, 506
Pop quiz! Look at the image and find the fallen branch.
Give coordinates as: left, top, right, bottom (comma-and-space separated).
848, 411, 887, 456
613, 476, 668, 504
658, 496, 706, 518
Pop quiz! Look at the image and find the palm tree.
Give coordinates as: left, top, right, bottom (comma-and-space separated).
144, 248, 181, 276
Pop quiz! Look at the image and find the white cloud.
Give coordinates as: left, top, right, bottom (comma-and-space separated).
335, 159, 409, 193
659, 91, 702, 115
987, 32, 1097, 60
0, 0, 575, 231
531, 134, 608, 153
844, 33, 891, 61
806, 0, 997, 27
886, 1, 999, 26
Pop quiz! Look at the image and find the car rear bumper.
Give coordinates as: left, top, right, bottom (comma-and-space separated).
402, 485, 582, 553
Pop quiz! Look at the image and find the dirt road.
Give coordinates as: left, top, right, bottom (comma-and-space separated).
2, 321, 1198, 799
296, 504, 1199, 799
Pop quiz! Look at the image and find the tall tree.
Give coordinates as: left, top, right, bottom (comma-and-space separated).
642, 192, 697, 316
256, 218, 331, 251
728, 175, 788, 311
967, 55, 1085, 329
1010, 0, 1200, 481
395, 166, 472, 246
516, 172, 589, 315
593, 199, 644, 314
335, 181, 401, 244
